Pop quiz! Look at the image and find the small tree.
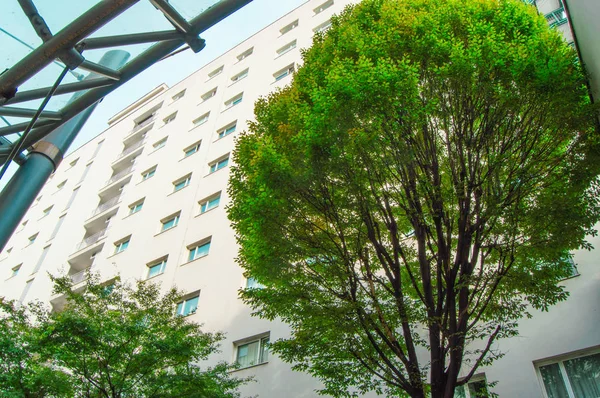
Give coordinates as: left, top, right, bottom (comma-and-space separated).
228, 0, 600, 397
0, 275, 248, 398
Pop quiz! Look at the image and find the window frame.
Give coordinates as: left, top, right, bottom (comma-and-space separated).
176, 293, 200, 317
201, 87, 218, 102
160, 212, 181, 232
171, 90, 186, 102
128, 199, 144, 215
187, 238, 211, 262
217, 121, 237, 139
172, 174, 192, 192
192, 111, 210, 127
152, 137, 168, 150
236, 47, 254, 62
207, 65, 223, 80
234, 333, 270, 369
224, 93, 243, 110
276, 40, 297, 57
199, 192, 221, 214
114, 237, 131, 254
183, 141, 202, 158
313, 0, 334, 14
230, 68, 249, 84
146, 257, 167, 279
535, 347, 600, 398
10, 264, 22, 278
141, 166, 157, 181
280, 19, 299, 35
274, 64, 295, 82
208, 155, 230, 174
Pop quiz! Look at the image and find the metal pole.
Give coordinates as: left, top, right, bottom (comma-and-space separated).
0, 50, 129, 252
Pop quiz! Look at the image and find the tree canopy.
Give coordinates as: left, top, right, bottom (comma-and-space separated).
0, 275, 247, 398
227, 0, 600, 397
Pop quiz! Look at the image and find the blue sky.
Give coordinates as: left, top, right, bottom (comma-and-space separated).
1, 0, 307, 151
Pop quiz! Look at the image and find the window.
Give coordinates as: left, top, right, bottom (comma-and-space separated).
114, 237, 130, 254
50, 215, 65, 240
537, 350, 600, 398
78, 162, 92, 183
128, 199, 144, 215
11, 264, 21, 278
163, 113, 177, 125
56, 180, 67, 190
33, 245, 50, 274
184, 141, 201, 158
274, 64, 295, 82
91, 140, 104, 159
565, 256, 579, 278
235, 334, 269, 368
65, 187, 80, 209
27, 233, 38, 245
236, 47, 253, 62
230, 68, 248, 83
314, 0, 333, 14
176, 294, 199, 316
42, 206, 53, 217
192, 112, 210, 127
201, 88, 217, 102
173, 174, 191, 192
153, 137, 167, 150
19, 279, 34, 303
33, 195, 42, 207
146, 258, 167, 279
161, 212, 181, 232
313, 19, 332, 33
209, 155, 229, 174
246, 277, 264, 289
208, 65, 223, 79
141, 166, 157, 181
224, 93, 243, 110
69, 158, 79, 168
276, 40, 297, 57
18, 220, 28, 232
454, 376, 489, 398
217, 122, 236, 139
172, 90, 185, 102
280, 19, 298, 35
188, 238, 211, 261
199, 192, 221, 214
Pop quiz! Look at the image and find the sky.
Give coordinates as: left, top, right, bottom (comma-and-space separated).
0, 0, 307, 184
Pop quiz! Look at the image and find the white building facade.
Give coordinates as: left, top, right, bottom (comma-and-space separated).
0, 1, 597, 397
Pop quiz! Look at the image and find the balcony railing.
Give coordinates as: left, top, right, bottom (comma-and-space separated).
131, 116, 155, 134
104, 166, 134, 187
90, 195, 121, 218
114, 139, 145, 162
546, 6, 567, 28
74, 228, 107, 252
70, 269, 89, 285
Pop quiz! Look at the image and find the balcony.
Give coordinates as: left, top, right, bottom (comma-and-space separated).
546, 6, 567, 28
103, 166, 134, 188
74, 228, 107, 252
89, 195, 121, 219
114, 140, 145, 163
70, 268, 89, 285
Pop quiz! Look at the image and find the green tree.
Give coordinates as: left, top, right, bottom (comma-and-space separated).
0, 275, 248, 398
228, 0, 600, 397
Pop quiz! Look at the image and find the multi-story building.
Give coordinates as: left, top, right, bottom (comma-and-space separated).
0, 1, 597, 397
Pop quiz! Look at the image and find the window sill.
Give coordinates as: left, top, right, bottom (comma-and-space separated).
168, 185, 190, 196
274, 49, 296, 60
144, 272, 165, 282
188, 122, 208, 132
136, 176, 154, 186
560, 273, 581, 282
180, 254, 208, 267
106, 250, 127, 259
214, 134, 234, 143
154, 226, 178, 237
197, 98, 215, 106
148, 146, 166, 155
230, 361, 269, 373
195, 206, 219, 218
228, 77, 247, 87
179, 154, 197, 162
221, 104, 240, 113
122, 211, 141, 220
205, 168, 228, 177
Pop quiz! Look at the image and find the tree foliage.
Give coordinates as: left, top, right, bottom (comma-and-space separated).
227, 0, 600, 397
0, 275, 248, 398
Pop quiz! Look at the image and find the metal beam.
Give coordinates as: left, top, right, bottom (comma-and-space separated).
2, 78, 114, 106
150, 0, 193, 33
0, 0, 140, 102
20, 0, 254, 150
78, 60, 121, 80
79, 30, 182, 50
0, 107, 62, 120
0, 118, 56, 137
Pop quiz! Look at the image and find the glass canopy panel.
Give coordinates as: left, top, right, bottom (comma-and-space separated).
165, 0, 223, 20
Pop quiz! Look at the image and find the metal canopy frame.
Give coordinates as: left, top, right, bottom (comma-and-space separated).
0, 0, 253, 169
